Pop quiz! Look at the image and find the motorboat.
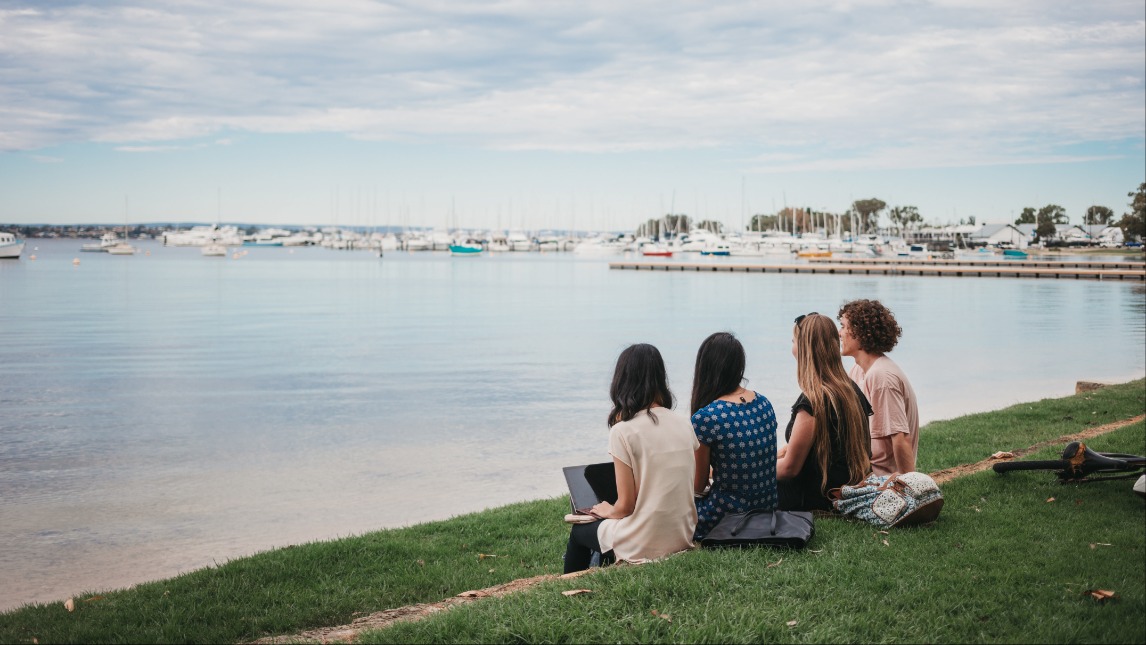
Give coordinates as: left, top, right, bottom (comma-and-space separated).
0, 232, 25, 259
641, 243, 673, 257
700, 242, 731, 256
81, 233, 120, 252
1003, 249, 1029, 259
507, 231, 533, 252
106, 242, 137, 255
449, 243, 483, 256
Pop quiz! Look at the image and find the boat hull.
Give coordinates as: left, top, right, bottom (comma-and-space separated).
0, 242, 24, 259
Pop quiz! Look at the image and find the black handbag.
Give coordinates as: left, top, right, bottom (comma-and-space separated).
701, 509, 815, 549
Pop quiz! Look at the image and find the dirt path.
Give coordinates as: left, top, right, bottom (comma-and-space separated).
929, 414, 1144, 484
253, 414, 1145, 644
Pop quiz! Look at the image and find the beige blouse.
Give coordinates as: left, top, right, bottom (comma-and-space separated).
597, 408, 699, 563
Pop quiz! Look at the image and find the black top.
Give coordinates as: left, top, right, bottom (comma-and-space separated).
779, 382, 873, 511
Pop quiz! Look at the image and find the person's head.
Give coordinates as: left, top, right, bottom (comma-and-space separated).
791, 313, 871, 489
837, 299, 902, 357
690, 332, 746, 415
608, 343, 673, 427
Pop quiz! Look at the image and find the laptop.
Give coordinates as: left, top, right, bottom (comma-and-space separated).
562, 462, 617, 515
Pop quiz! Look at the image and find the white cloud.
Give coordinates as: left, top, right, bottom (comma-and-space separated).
0, 0, 1141, 170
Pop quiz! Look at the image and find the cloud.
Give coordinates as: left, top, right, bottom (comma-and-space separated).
0, 0, 1142, 170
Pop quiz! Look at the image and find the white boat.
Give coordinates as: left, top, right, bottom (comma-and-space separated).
507, 231, 533, 252
0, 232, 25, 259
81, 232, 120, 252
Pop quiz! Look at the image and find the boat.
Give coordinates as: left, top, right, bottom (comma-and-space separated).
700, 242, 731, 256
449, 243, 483, 256
0, 232, 25, 259
796, 249, 832, 258
81, 232, 120, 252
1003, 249, 1029, 259
641, 244, 673, 257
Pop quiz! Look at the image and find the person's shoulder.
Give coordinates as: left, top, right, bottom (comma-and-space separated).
791, 392, 812, 413
692, 399, 726, 420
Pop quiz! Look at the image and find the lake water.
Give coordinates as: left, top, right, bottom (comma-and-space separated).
2, 239, 1143, 610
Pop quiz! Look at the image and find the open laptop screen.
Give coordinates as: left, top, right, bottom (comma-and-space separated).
562, 462, 617, 514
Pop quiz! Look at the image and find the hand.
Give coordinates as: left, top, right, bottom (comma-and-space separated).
590, 501, 614, 518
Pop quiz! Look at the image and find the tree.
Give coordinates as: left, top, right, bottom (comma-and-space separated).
696, 220, 723, 234
748, 213, 777, 231
1034, 204, 1067, 241
1117, 182, 1146, 242
1014, 207, 1036, 225
1084, 205, 1114, 226
888, 205, 922, 234
852, 198, 886, 233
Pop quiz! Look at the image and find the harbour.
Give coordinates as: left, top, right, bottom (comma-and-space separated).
609, 259, 1146, 281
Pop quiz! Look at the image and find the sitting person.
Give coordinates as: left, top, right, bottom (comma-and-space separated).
838, 299, 919, 475
563, 343, 698, 574
777, 313, 873, 511
689, 331, 778, 540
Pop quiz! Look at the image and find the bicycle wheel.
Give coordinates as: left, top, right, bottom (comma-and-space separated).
992, 460, 1067, 473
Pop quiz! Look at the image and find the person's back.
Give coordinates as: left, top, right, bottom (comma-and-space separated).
849, 355, 918, 476
692, 393, 778, 538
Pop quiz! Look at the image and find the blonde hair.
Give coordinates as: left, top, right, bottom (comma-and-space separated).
794, 314, 871, 491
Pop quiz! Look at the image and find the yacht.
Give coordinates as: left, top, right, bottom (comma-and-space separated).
81, 232, 120, 252
506, 231, 533, 252
0, 232, 25, 259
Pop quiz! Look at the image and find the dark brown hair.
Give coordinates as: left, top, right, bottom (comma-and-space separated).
690, 332, 746, 415
838, 299, 902, 354
608, 344, 674, 427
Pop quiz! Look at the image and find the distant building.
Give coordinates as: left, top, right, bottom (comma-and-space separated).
970, 223, 1029, 249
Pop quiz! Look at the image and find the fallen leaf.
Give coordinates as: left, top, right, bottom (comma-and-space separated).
562, 589, 593, 597
457, 590, 489, 598
64, 598, 75, 612
808, 549, 823, 554
971, 506, 982, 513
416, 559, 425, 567
879, 530, 889, 535
478, 553, 498, 560
1046, 497, 1056, 503
1087, 589, 1117, 601
786, 620, 798, 628
488, 568, 496, 573
32, 639, 38, 644
651, 610, 672, 622
767, 558, 784, 568
990, 451, 1015, 460
881, 539, 890, 547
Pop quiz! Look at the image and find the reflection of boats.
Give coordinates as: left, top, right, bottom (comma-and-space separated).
449, 243, 483, 256
1003, 249, 1029, 259
202, 244, 227, 257
81, 233, 120, 252
0, 232, 25, 259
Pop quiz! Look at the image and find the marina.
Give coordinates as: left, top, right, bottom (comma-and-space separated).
807, 256, 1145, 270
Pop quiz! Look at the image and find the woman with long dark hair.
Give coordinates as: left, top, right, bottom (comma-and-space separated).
777, 314, 873, 511
563, 343, 698, 573
689, 332, 778, 540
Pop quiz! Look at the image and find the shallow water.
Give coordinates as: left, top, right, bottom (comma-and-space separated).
1, 240, 1143, 610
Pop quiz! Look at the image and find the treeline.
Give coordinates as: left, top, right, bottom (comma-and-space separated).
633, 182, 1146, 242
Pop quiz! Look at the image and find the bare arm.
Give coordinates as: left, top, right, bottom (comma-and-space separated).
694, 444, 711, 494
777, 410, 814, 480
890, 432, 915, 473
591, 457, 637, 519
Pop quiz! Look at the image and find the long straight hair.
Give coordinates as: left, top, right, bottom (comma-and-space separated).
690, 332, 746, 415
794, 314, 870, 490
608, 343, 674, 427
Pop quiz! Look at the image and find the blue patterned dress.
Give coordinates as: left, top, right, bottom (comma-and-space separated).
691, 393, 779, 540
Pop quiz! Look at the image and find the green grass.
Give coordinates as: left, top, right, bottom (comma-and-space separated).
364, 422, 1146, 644
0, 380, 1142, 644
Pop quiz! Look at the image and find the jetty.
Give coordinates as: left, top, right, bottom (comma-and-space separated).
807, 257, 1144, 270
609, 259, 1145, 281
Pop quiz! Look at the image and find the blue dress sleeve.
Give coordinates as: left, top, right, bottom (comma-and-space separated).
691, 405, 719, 446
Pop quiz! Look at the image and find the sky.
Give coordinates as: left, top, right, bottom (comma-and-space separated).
1, 0, 1143, 231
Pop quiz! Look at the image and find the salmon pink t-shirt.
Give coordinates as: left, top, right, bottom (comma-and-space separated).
849, 356, 919, 476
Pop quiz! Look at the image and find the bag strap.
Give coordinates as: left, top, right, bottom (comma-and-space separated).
730, 508, 770, 536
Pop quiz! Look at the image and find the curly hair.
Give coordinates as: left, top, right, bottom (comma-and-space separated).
838, 299, 902, 354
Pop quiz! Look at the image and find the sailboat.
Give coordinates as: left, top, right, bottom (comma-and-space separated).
107, 197, 137, 255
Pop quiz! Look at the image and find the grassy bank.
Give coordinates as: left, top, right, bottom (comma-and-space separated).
1, 380, 1143, 644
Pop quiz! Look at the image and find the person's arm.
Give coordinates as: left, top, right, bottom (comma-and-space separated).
777, 410, 814, 480
694, 444, 711, 494
890, 432, 915, 473
591, 457, 636, 519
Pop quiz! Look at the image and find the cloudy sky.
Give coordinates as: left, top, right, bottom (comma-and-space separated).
1, 0, 1143, 229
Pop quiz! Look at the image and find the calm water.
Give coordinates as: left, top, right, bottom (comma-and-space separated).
2, 240, 1144, 610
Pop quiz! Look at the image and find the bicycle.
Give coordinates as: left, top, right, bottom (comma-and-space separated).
992, 441, 1146, 483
